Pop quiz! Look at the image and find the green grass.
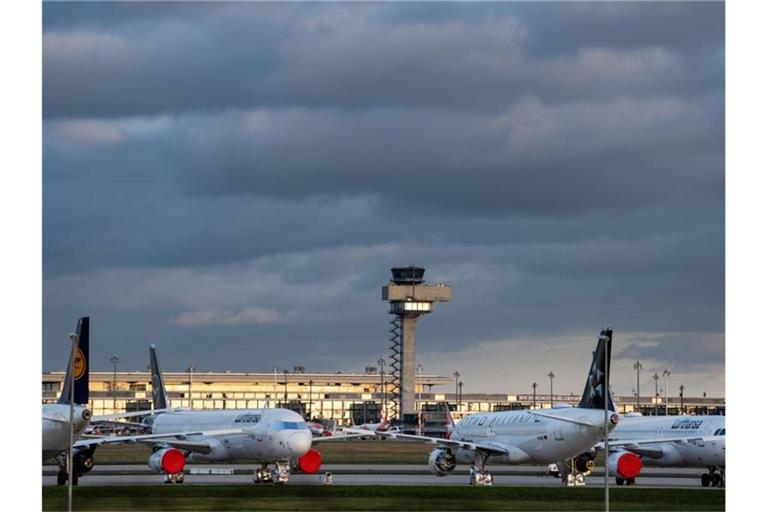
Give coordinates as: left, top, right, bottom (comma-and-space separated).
75, 440, 433, 465
42, 485, 724, 511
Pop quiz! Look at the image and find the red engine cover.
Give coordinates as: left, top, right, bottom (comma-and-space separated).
161, 448, 186, 474
297, 448, 322, 474
616, 452, 642, 479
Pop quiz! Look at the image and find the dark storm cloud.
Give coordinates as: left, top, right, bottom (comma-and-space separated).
42, 2, 724, 395
43, 2, 723, 118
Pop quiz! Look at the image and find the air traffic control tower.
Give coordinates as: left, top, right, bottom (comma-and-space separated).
382, 266, 451, 421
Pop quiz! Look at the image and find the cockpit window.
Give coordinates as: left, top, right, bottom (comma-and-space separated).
273, 421, 309, 430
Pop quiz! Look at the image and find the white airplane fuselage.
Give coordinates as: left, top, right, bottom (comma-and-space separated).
42, 403, 91, 461
452, 407, 616, 464
611, 415, 725, 468
149, 408, 312, 463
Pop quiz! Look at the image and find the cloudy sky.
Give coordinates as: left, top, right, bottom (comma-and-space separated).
42, 1, 724, 398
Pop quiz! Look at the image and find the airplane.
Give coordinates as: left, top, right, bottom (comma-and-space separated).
73, 344, 361, 484
351, 328, 620, 485
583, 412, 725, 487
42, 317, 93, 484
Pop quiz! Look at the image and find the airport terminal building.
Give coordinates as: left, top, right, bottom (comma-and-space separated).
41, 367, 725, 425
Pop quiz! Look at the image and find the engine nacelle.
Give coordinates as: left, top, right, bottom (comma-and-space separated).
428, 449, 457, 476
607, 451, 642, 480
148, 448, 186, 475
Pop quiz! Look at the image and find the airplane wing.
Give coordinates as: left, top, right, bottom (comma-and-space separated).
344, 428, 509, 456
597, 435, 722, 458
91, 409, 170, 422
73, 428, 244, 452
311, 433, 369, 443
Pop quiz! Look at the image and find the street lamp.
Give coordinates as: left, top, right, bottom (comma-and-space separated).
458, 381, 463, 411
308, 379, 313, 421
633, 361, 643, 410
67, 331, 79, 512
283, 369, 289, 403
532, 382, 538, 409
652, 373, 660, 416
272, 366, 279, 404
679, 384, 686, 412
662, 370, 671, 415
453, 371, 461, 409
110, 354, 119, 410
547, 371, 555, 407
186, 364, 195, 409
417, 364, 423, 435
377, 358, 386, 421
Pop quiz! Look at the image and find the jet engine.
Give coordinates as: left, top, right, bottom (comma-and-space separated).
607, 450, 642, 481
148, 447, 186, 475
428, 448, 456, 476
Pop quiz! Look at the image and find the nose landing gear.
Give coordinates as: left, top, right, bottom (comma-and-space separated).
701, 466, 725, 488
254, 462, 291, 484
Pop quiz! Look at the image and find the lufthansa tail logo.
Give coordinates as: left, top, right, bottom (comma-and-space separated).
73, 347, 86, 380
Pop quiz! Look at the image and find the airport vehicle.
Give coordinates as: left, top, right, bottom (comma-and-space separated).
354, 328, 619, 485
74, 345, 357, 484
586, 413, 725, 487
42, 318, 93, 484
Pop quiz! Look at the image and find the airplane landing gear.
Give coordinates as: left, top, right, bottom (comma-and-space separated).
469, 451, 493, 486
162, 472, 184, 484
557, 456, 594, 487
254, 462, 291, 484
701, 466, 725, 488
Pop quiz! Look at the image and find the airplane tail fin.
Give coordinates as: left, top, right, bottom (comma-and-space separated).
577, 328, 616, 411
58, 317, 90, 406
149, 344, 169, 410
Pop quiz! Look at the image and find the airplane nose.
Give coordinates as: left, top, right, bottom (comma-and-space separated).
287, 431, 312, 456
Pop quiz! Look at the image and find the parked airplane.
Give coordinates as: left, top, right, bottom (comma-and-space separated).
354, 328, 619, 485
74, 345, 358, 484
42, 317, 93, 484
589, 413, 725, 487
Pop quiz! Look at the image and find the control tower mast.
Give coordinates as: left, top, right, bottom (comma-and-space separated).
382, 266, 452, 421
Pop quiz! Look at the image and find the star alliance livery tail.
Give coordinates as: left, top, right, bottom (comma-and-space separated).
577, 328, 616, 411
149, 344, 169, 411
57, 317, 90, 406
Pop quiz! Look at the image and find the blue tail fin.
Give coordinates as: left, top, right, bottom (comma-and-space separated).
149, 344, 169, 410
577, 328, 616, 411
58, 317, 90, 406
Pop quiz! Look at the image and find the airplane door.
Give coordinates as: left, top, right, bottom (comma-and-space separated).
554, 425, 564, 441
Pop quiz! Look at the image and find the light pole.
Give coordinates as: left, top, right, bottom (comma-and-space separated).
272, 366, 278, 404
110, 354, 119, 410
378, 358, 386, 421
547, 371, 555, 407
283, 369, 289, 404
417, 364, 423, 435
633, 361, 643, 410
532, 382, 537, 409
67, 331, 79, 512
186, 364, 195, 409
652, 373, 660, 416
679, 384, 686, 412
453, 371, 461, 409
662, 370, 671, 415
458, 381, 463, 411
308, 379, 313, 421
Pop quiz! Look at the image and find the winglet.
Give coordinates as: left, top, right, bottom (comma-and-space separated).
577, 328, 616, 411
149, 344, 169, 410
58, 317, 90, 406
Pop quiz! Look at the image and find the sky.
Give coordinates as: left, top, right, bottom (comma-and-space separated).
42, 1, 725, 398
